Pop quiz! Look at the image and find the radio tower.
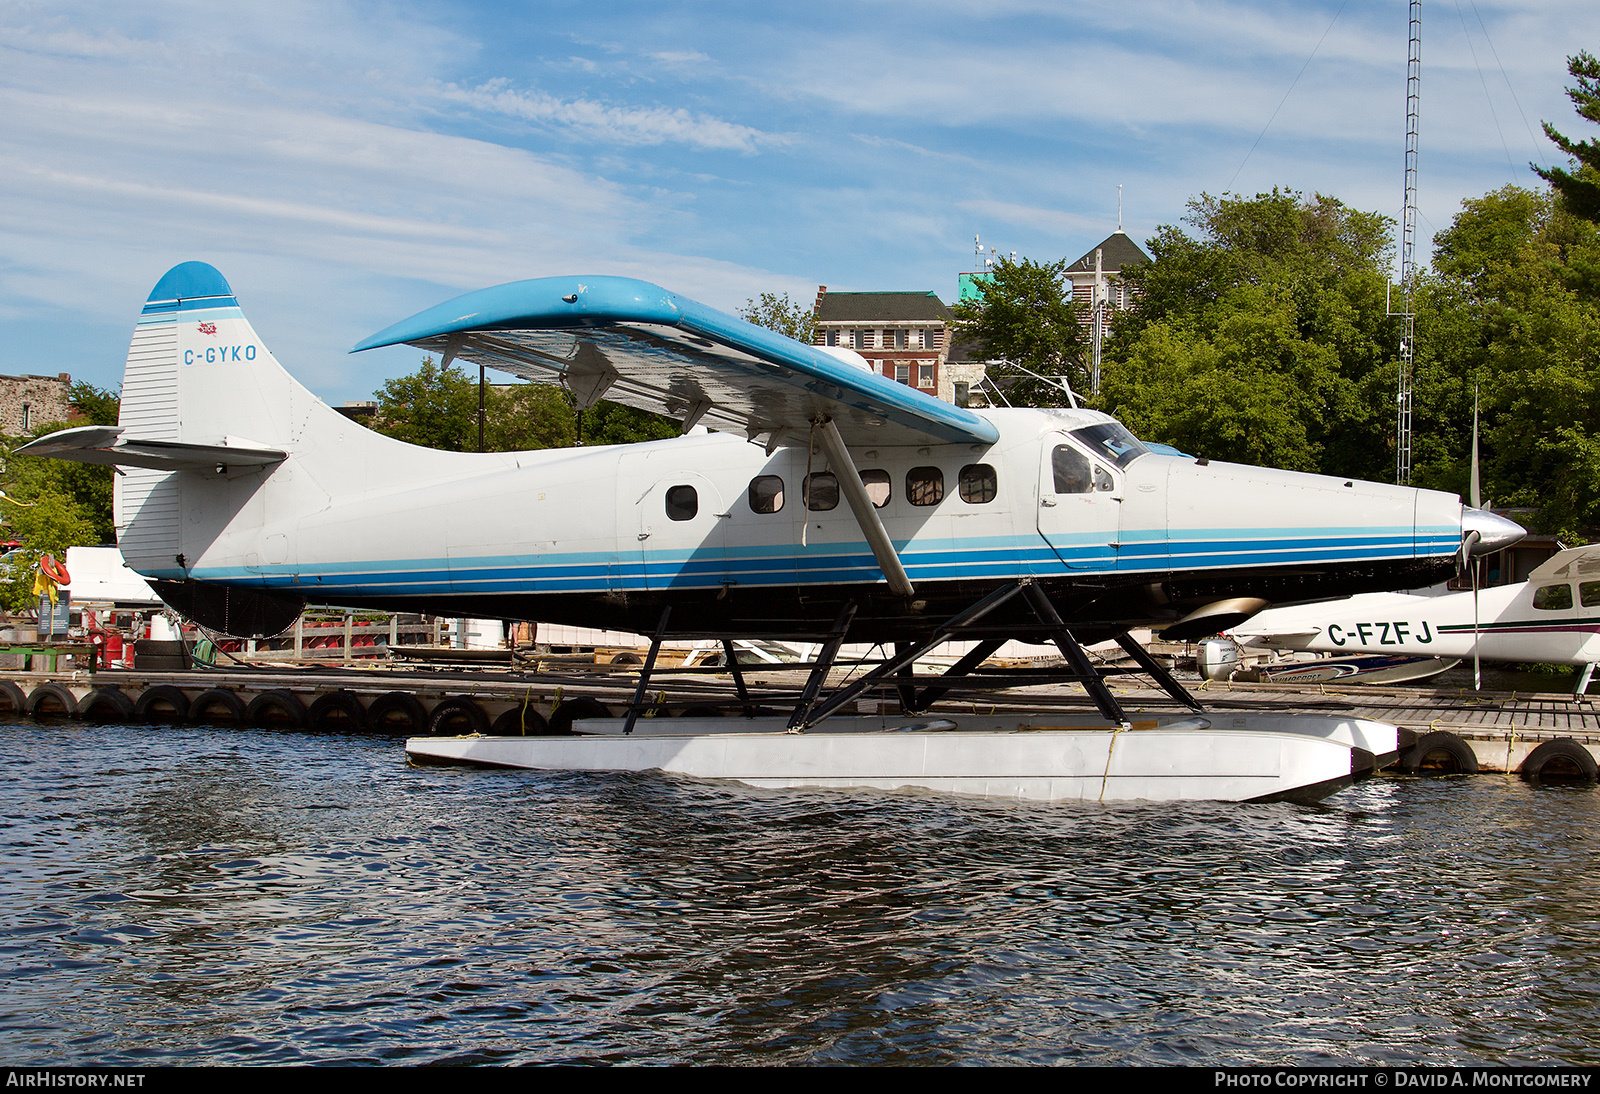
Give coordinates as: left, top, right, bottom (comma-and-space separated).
1396, 0, 1421, 485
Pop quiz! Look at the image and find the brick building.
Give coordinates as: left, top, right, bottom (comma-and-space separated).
811, 288, 989, 406
0, 373, 74, 436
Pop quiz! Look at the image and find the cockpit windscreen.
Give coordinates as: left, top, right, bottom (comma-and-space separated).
1071, 422, 1150, 469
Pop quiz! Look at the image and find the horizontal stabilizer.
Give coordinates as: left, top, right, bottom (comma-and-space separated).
15, 426, 287, 471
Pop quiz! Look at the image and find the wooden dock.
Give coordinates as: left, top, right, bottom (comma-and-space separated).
2, 657, 1596, 776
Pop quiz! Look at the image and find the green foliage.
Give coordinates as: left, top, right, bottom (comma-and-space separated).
0, 490, 96, 611
950, 256, 1085, 404
373, 357, 482, 450
1102, 190, 1396, 477
373, 357, 674, 451
489, 383, 577, 451
578, 401, 679, 446
0, 380, 118, 610
68, 381, 120, 427
1535, 51, 1600, 222
1420, 185, 1600, 540
739, 292, 815, 344
0, 381, 119, 611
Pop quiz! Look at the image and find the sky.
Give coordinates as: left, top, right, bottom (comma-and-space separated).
1, 0, 1597, 404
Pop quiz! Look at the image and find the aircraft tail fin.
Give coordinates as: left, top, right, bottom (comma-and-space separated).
25, 261, 346, 576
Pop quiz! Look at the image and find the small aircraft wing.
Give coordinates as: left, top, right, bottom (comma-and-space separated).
13, 425, 287, 471
1528, 543, 1600, 583
353, 276, 999, 449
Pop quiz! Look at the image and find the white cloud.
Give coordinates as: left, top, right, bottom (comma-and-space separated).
437, 80, 770, 152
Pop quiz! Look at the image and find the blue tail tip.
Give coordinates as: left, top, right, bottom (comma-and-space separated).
148, 261, 234, 304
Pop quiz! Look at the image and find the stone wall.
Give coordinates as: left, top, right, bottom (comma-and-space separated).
0, 373, 73, 436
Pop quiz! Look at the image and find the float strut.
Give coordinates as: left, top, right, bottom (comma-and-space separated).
914, 638, 1005, 711
1021, 581, 1128, 724
894, 641, 917, 712
723, 638, 755, 716
622, 605, 671, 736
787, 600, 858, 730
1114, 632, 1204, 712
796, 579, 1031, 730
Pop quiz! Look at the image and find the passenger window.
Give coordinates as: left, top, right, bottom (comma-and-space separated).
860, 469, 891, 508
959, 464, 997, 503
907, 466, 944, 506
749, 475, 784, 514
665, 485, 698, 521
805, 472, 839, 512
1052, 445, 1092, 494
1533, 583, 1574, 611
1583, 582, 1600, 608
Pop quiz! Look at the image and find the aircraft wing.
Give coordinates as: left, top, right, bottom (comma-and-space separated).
353, 276, 999, 449
1528, 543, 1600, 583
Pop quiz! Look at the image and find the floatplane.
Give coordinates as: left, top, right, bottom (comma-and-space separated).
1228, 544, 1600, 694
19, 262, 1525, 803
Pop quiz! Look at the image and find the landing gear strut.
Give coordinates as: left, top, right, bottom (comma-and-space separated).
617, 578, 1202, 733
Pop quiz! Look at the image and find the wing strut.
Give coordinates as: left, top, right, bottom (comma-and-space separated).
815, 419, 914, 598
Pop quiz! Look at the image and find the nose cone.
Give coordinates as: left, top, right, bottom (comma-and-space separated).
1462, 507, 1525, 555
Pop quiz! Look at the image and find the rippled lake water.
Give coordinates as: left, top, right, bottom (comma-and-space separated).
1, 718, 1597, 1066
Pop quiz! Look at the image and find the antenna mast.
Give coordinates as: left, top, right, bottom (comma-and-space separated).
1396, 0, 1421, 485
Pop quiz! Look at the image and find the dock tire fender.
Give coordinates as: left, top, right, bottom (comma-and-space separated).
191, 688, 248, 725
1519, 738, 1599, 784
548, 696, 612, 736
490, 705, 550, 736
134, 685, 191, 723
367, 692, 429, 734
78, 687, 136, 723
245, 689, 308, 729
307, 690, 368, 733
427, 696, 490, 737
0, 681, 27, 715
1397, 731, 1479, 775
25, 683, 77, 719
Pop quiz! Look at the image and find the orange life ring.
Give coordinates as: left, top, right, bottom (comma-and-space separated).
39, 555, 71, 585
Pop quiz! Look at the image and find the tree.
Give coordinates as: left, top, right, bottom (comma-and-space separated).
739, 292, 815, 343
1422, 185, 1600, 540
487, 383, 576, 451
1535, 50, 1600, 223
1102, 190, 1397, 477
950, 257, 1085, 404
372, 356, 480, 450
0, 381, 119, 610
579, 401, 679, 446
372, 357, 674, 451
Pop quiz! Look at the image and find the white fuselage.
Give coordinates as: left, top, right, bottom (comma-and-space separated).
1232, 575, 1600, 666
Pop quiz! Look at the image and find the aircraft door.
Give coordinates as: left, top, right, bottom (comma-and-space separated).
632, 467, 730, 594
1037, 436, 1120, 573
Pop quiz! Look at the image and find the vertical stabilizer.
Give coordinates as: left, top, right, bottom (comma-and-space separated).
115, 262, 310, 573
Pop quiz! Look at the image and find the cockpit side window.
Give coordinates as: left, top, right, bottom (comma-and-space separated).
1052, 445, 1093, 494
1533, 583, 1574, 611
1582, 582, 1600, 608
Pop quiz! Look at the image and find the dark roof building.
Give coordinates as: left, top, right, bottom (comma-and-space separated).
811, 287, 985, 406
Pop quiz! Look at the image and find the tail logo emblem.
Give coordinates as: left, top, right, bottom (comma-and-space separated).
198, 322, 218, 335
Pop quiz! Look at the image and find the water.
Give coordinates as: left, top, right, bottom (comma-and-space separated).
2, 719, 1597, 1066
